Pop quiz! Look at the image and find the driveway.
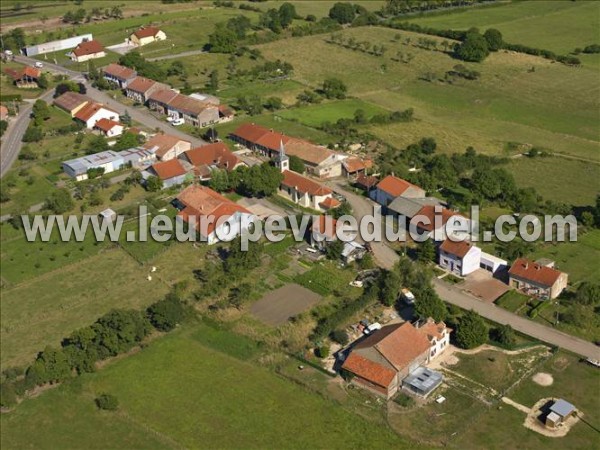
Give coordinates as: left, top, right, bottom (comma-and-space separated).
432, 277, 600, 360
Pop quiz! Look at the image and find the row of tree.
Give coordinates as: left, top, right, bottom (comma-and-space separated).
0, 290, 188, 407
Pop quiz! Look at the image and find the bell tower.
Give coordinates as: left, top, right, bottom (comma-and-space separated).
276, 139, 289, 173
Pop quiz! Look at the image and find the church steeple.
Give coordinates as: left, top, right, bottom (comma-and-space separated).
277, 139, 289, 172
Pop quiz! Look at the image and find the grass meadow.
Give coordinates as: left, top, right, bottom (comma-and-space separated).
0, 325, 414, 450
406, 0, 599, 55
455, 351, 600, 450
255, 26, 599, 162
0, 248, 170, 369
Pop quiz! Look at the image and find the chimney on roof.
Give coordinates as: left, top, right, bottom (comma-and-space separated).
524, 262, 529, 269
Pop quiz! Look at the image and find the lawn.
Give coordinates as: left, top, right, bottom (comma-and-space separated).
495, 289, 530, 313
278, 98, 389, 127
406, 0, 600, 55
295, 261, 355, 296
1, 325, 415, 449
505, 156, 600, 206
450, 347, 549, 394
387, 385, 487, 447
256, 26, 600, 163
455, 351, 600, 450
0, 248, 170, 369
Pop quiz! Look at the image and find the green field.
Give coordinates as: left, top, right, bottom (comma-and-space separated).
0, 248, 170, 369
505, 156, 600, 206
0, 325, 414, 450
455, 351, 600, 450
256, 26, 600, 162
279, 98, 389, 127
407, 0, 600, 55
532, 229, 600, 285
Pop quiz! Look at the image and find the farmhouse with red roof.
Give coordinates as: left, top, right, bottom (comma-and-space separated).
174, 185, 256, 245
69, 39, 105, 62
509, 258, 568, 299
341, 319, 451, 398
130, 27, 167, 46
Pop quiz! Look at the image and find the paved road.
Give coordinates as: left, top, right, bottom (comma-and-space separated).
433, 278, 600, 360
0, 90, 54, 178
326, 180, 399, 270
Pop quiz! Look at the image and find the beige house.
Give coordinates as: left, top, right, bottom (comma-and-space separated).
142, 134, 191, 161
130, 27, 167, 46
69, 39, 105, 62
509, 258, 568, 300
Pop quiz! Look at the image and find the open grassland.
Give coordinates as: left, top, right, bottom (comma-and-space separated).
532, 229, 600, 285
255, 26, 600, 161
279, 98, 389, 127
0, 325, 414, 450
0, 248, 170, 369
0, 0, 208, 26
406, 0, 600, 55
455, 351, 600, 450
0, 228, 108, 286
505, 156, 600, 206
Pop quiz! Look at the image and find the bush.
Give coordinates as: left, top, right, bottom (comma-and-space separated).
490, 324, 516, 349
394, 392, 415, 408
316, 344, 330, 358
330, 329, 349, 345
455, 310, 487, 349
95, 393, 119, 411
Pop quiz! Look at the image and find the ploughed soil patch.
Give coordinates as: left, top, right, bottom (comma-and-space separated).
250, 283, 321, 326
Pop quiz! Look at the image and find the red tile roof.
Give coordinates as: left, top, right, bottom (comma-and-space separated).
74, 102, 117, 122
342, 353, 396, 388
133, 26, 162, 39
0, 105, 8, 120
232, 123, 282, 145
343, 156, 373, 173
411, 205, 465, 232
183, 143, 241, 172
440, 239, 475, 259
356, 322, 431, 371
319, 197, 341, 210
126, 76, 158, 93
418, 318, 451, 342
4, 66, 41, 80
356, 174, 378, 189
168, 93, 213, 116
509, 258, 564, 287
151, 159, 187, 180
94, 118, 122, 132
103, 63, 136, 80
143, 133, 190, 159
231, 123, 334, 166
72, 39, 104, 57
311, 215, 338, 239
281, 170, 332, 197
376, 175, 422, 197
176, 185, 251, 235
149, 89, 179, 104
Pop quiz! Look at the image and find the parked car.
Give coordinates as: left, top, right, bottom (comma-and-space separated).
34, 61, 43, 68
401, 288, 416, 305
4, 50, 13, 56
166, 115, 176, 123
364, 322, 382, 335
349, 280, 364, 288
172, 118, 185, 126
